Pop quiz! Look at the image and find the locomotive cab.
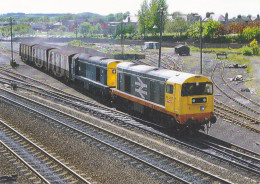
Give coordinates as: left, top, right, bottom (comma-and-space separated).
166, 75, 216, 130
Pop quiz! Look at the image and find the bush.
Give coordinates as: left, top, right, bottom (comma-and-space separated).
250, 39, 259, 55
241, 46, 253, 56
68, 40, 85, 47
252, 46, 259, 55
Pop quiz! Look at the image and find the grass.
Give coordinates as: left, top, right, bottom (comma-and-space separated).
227, 54, 253, 74
189, 46, 242, 54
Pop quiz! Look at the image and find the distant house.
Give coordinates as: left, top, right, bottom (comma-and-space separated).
103, 21, 120, 34
88, 18, 109, 30
0, 22, 10, 28
234, 15, 251, 24
252, 14, 260, 22
31, 22, 47, 31
48, 22, 62, 29
122, 16, 138, 28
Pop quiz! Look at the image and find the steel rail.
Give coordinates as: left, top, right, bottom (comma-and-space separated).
0, 88, 231, 184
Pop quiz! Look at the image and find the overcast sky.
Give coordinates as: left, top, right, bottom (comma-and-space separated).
0, 0, 259, 18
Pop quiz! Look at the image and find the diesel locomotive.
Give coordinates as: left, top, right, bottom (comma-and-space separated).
19, 42, 216, 132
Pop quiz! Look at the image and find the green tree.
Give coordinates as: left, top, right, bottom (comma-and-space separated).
137, 0, 149, 37
137, 0, 168, 35
114, 23, 127, 37
104, 14, 115, 22
148, 0, 168, 34
59, 25, 67, 32
187, 21, 201, 39
127, 24, 135, 35
203, 19, 220, 39
93, 23, 102, 34
166, 16, 188, 36
79, 22, 92, 36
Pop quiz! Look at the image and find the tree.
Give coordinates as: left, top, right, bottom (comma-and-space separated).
203, 19, 220, 39
79, 22, 92, 36
137, 0, 168, 35
166, 16, 188, 36
93, 23, 102, 34
59, 25, 67, 32
127, 24, 135, 35
114, 23, 127, 37
137, 0, 149, 37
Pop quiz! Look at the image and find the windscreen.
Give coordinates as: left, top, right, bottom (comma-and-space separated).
181, 82, 213, 96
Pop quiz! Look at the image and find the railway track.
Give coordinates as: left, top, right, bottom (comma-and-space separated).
1, 55, 259, 173
222, 62, 260, 108
1, 44, 259, 181
0, 119, 91, 184
212, 61, 260, 115
1, 87, 260, 181
211, 62, 260, 132
136, 53, 182, 71
0, 88, 233, 183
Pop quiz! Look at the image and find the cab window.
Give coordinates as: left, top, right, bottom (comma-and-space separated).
166, 84, 173, 94
181, 82, 213, 96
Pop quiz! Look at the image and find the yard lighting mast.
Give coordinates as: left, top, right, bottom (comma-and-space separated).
158, 7, 164, 68
199, 16, 202, 74
192, 12, 214, 74
75, 20, 78, 38
121, 22, 124, 57
10, 17, 17, 68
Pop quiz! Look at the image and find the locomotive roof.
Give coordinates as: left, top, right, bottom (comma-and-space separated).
117, 62, 136, 69
167, 72, 210, 84
79, 56, 119, 67
117, 62, 207, 84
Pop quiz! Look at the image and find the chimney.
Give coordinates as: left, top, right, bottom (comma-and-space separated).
225, 13, 228, 19
225, 13, 228, 28
128, 16, 130, 23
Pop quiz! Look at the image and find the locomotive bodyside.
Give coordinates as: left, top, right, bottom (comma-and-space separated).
112, 63, 216, 131
19, 42, 216, 131
72, 55, 120, 97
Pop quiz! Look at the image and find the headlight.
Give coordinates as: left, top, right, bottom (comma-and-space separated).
200, 106, 205, 111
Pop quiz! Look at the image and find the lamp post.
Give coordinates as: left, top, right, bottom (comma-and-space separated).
75, 20, 78, 38
199, 16, 202, 74
10, 17, 17, 68
194, 15, 203, 74
121, 22, 124, 57
153, 7, 164, 68
192, 12, 214, 74
158, 7, 164, 68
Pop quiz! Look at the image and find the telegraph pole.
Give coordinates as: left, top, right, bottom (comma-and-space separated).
121, 22, 124, 57
10, 17, 17, 68
75, 20, 78, 38
10, 17, 14, 63
158, 7, 164, 68
199, 16, 202, 74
